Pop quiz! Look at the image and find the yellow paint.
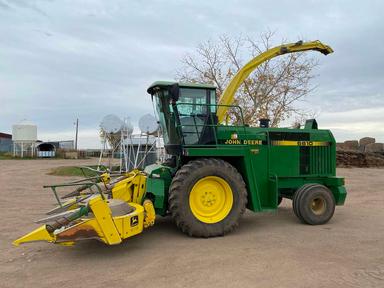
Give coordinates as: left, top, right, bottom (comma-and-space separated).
88, 196, 122, 245
223, 139, 329, 146
111, 174, 135, 203
111, 170, 147, 204
224, 139, 262, 145
271, 140, 329, 146
14, 198, 148, 245
14, 171, 150, 246
131, 172, 147, 203
217, 41, 333, 122
13, 225, 55, 246
61, 197, 81, 211
100, 172, 111, 184
189, 176, 233, 224
250, 149, 259, 154
112, 203, 144, 240
55, 198, 145, 244
243, 139, 262, 145
143, 199, 156, 228
224, 139, 242, 145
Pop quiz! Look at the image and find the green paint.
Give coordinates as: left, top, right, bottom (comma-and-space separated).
144, 164, 173, 215
147, 81, 216, 94
145, 83, 347, 214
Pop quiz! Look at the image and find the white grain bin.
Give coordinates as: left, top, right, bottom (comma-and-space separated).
12, 120, 37, 157
12, 120, 37, 142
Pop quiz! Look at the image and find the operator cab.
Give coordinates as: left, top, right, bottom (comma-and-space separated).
147, 81, 217, 155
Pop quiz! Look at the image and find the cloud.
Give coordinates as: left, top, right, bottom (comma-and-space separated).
0, 0, 383, 148
317, 107, 384, 142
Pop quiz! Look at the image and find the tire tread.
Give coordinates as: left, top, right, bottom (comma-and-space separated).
169, 158, 247, 237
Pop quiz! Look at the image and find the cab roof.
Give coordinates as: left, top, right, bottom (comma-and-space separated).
147, 81, 216, 94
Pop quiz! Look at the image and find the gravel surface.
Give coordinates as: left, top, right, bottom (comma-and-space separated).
0, 159, 383, 288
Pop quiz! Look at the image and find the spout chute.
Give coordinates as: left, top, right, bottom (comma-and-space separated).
216, 40, 333, 122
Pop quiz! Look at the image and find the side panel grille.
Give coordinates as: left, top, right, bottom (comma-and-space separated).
309, 146, 332, 175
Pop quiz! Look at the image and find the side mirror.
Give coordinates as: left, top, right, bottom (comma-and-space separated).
168, 84, 180, 102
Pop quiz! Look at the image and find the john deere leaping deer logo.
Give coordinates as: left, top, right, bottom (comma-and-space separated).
130, 215, 139, 227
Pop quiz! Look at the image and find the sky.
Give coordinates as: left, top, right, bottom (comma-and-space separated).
0, 0, 383, 148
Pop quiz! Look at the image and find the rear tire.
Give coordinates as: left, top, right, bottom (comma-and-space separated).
293, 184, 335, 225
169, 158, 247, 237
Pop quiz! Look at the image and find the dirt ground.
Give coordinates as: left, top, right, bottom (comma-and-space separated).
0, 159, 383, 288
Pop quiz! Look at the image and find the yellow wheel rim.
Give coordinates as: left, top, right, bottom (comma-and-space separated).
310, 197, 326, 215
189, 176, 233, 224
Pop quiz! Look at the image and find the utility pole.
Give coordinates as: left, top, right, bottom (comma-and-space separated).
74, 118, 79, 151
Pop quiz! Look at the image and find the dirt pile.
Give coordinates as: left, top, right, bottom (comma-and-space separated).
336, 150, 384, 167
336, 137, 384, 167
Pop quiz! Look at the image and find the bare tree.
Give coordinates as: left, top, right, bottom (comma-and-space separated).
176, 31, 318, 127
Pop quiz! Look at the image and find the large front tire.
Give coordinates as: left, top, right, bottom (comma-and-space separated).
169, 158, 247, 237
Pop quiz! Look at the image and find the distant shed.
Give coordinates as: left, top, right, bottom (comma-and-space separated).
36, 142, 56, 158
0, 132, 13, 152
59, 140, 74, 150
35, 140, 74, 158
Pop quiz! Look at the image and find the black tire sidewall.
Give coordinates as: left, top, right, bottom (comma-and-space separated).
170, 158, 247, 237
183, 163, 242, 234
299, 186, 335, 225
293, 184, 319, 221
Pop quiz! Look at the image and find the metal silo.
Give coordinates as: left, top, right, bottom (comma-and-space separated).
12, 120, 37, 157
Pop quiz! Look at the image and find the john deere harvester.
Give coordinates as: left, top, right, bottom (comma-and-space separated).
14, 40, 347, 246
